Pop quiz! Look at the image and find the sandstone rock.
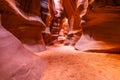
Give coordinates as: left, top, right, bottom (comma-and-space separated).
0, 0, 46, 52
0, 16, 45, 80
75, 6, 120, 53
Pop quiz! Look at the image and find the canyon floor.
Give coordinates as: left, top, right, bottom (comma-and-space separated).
36, 5, 120, 80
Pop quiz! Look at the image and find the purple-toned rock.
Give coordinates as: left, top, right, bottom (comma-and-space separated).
0, 14, 45, 80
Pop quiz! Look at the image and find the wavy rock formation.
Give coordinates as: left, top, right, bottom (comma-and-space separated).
75, 6, 120, 53
0, 0, 46, 52
0, 14, 45, 80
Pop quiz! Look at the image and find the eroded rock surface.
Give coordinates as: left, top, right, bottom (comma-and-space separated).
0, 21, 45, 80
0, 0, 46, 52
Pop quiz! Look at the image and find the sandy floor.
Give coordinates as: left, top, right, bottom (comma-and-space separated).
1, 4, 120, 80
35, 6, 120, 80
36, 44, 120, 80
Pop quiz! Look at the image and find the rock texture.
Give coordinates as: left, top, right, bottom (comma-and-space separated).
0, 15, 45, 80
75, 5, 120, 52
0, 0, 46, 52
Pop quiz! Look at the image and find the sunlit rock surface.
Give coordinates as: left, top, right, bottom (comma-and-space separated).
0, 1, 120, 80
75, 6, 120, 53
